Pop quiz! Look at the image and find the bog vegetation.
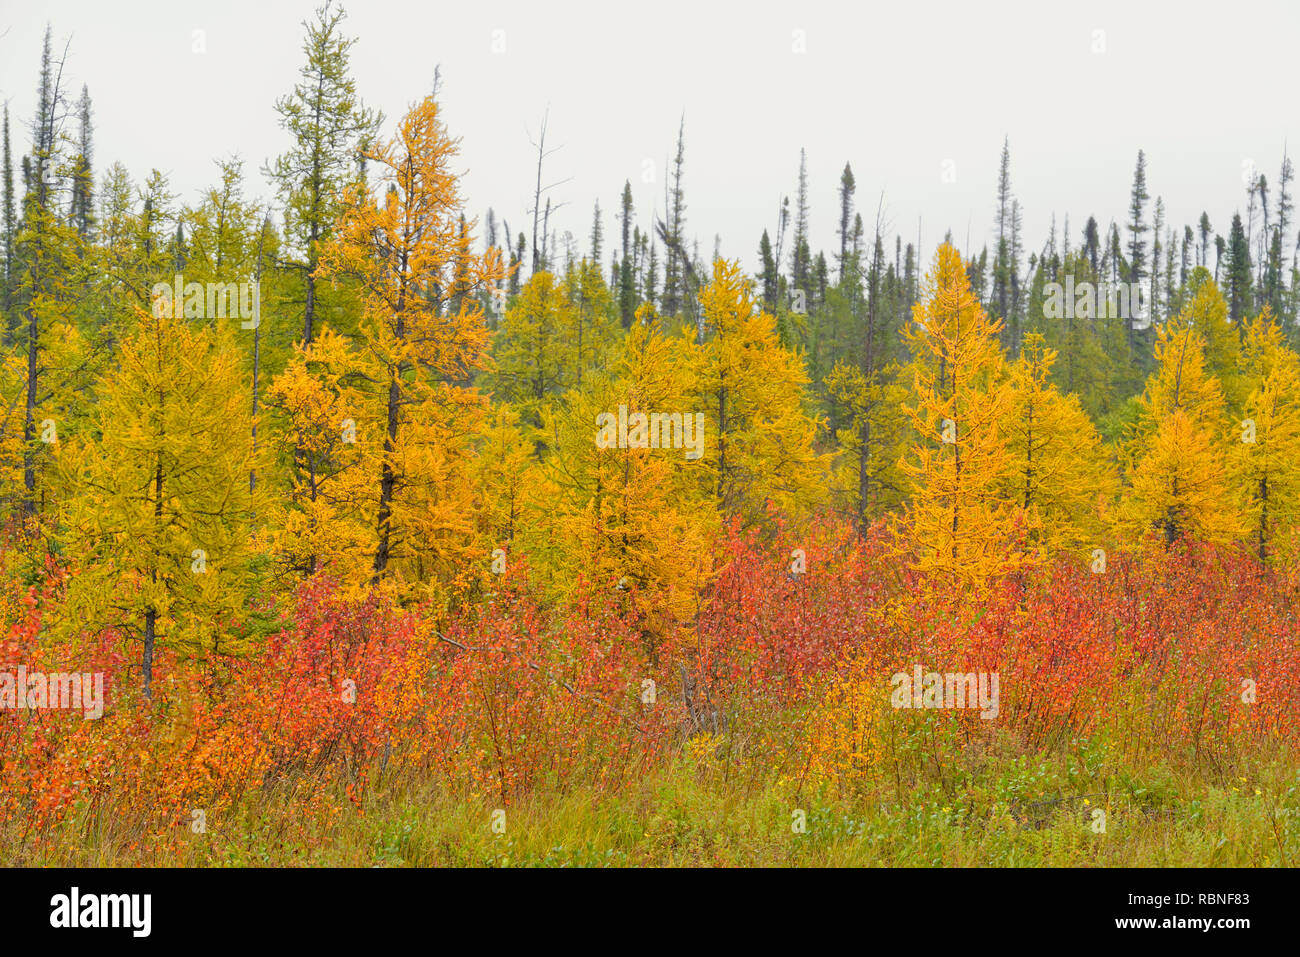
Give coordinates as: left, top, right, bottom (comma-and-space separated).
1, 7, 1298, 866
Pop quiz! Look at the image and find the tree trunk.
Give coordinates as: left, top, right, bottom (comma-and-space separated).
143, 606, 156, 700
371, 374, 399, 583
22, 303, 37, 516
1258, 476, 1269, 563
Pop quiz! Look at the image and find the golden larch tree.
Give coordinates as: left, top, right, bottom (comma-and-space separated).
265, 326, 378, 594
1228, 309, 1300, 562
686, 259, 825, 523
898, 243, 1017, 590
998, 333, 1116, 556
315, 96, 506, 600
536, 310, 714, 659
1118, 319, 1240, 546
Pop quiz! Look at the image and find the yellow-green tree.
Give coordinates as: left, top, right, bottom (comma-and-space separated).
487, 270, 568, 428
1180, 272, 1244, 410
265, 327, 377, 594
559, 257, 618, 384
1132, 312, 1226, 435
1118, 320, 1240, 546
897, 243, 1017, 590
686, 258, 824, 522
535, 310, 714, 658
998, 333, 1115, 554
472, 402, 539, 553
55, 309, 264, 697
1229, 310, 1300, 562
825, 359, 909, 528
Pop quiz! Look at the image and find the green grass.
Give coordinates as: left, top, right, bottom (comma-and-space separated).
7, 737, 1298, 867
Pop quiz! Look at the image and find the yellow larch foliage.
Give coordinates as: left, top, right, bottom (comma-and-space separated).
998, 333, 1116, 556
1119, 408, 1242, 546
54, 308, 266, 695
315, 95, 506, 604
1135, 318, 1226, 435
1119, 320, 1240, 546
1179, 276, 1245, 412
487, 270, 569, 428
897, 243, 1019, 592
473, 402, 540, 553
536, 311, 714, 659
265, 327, 378, 596
559, 258, 618, 387
686, 258, 826, 524
1228, 309, 1300, 563
804, 655, 887, 792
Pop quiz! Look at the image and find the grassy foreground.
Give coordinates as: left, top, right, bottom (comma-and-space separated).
8, 737, 1297, 868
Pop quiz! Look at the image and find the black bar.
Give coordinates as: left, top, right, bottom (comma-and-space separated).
0, 867, 1277, 944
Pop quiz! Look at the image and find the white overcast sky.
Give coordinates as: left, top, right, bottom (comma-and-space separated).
1, 0, 1297, 274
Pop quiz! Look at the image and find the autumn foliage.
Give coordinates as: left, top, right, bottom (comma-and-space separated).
5, 513, 1298, 854
3, 28, 1300, 865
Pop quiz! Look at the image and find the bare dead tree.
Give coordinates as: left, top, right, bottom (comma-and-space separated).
526, 108, 571, 275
